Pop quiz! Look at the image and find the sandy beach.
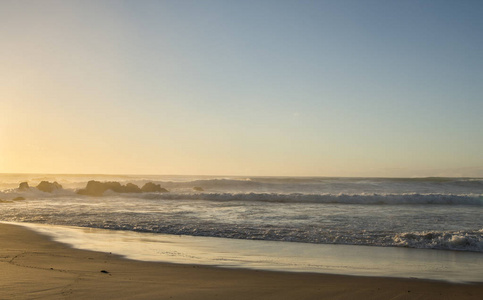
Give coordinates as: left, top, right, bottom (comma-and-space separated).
0, 223, 481, 299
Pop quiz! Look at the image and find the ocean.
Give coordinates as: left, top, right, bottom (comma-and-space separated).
1, 174, 482, 281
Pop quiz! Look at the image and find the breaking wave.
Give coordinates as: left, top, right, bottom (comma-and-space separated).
134, 192, 483, 205
44, 223, 483, 252
393, 230, 483, 252
1, 188, 481, 206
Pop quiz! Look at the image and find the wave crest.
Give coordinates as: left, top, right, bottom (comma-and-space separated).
393, 231, 483, 252
135, 192, 483, 205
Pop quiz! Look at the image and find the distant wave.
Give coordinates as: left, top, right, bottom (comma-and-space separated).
128, 177, 483, 196
1, 187, 481, 206
2, 176, 482, 195
135, 192, 483, 205
145, 177, 483, 187
0, 188, 76, 200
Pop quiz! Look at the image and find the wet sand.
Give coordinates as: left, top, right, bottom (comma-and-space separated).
1, 223, 482, 299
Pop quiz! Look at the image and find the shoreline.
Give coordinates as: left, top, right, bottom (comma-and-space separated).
7, 221, 483, 283
1, 223, 482, 299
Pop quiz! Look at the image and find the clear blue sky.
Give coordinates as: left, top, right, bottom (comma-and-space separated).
1, 0, 482, 176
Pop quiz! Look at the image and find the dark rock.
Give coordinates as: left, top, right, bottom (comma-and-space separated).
123, 183, 142, 193
141, 182, 168, 193
77, 180, 120, 196
193, 186, 204, 191
18, 182, 30, 190
13, 197, 26, 201
36, 181, 62, 193
77, 181, 143, 196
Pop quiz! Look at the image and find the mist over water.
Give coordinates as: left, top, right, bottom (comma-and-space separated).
0, 174, 482, 252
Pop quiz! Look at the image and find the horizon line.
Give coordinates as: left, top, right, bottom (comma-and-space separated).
0, 172, 481, 179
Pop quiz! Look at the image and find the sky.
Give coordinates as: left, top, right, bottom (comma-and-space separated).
1, 0, 482, 177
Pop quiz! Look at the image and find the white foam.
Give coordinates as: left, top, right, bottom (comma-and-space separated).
393, 231, 483, 252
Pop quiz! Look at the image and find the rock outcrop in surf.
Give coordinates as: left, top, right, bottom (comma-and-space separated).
124, 183, 142, 193
36, 181, 63, 193
18, 182, 30, 190
77, 181, 168, 196
141, 182, 168, 193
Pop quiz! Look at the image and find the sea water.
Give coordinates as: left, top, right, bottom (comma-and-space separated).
0, 174, 482, 281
